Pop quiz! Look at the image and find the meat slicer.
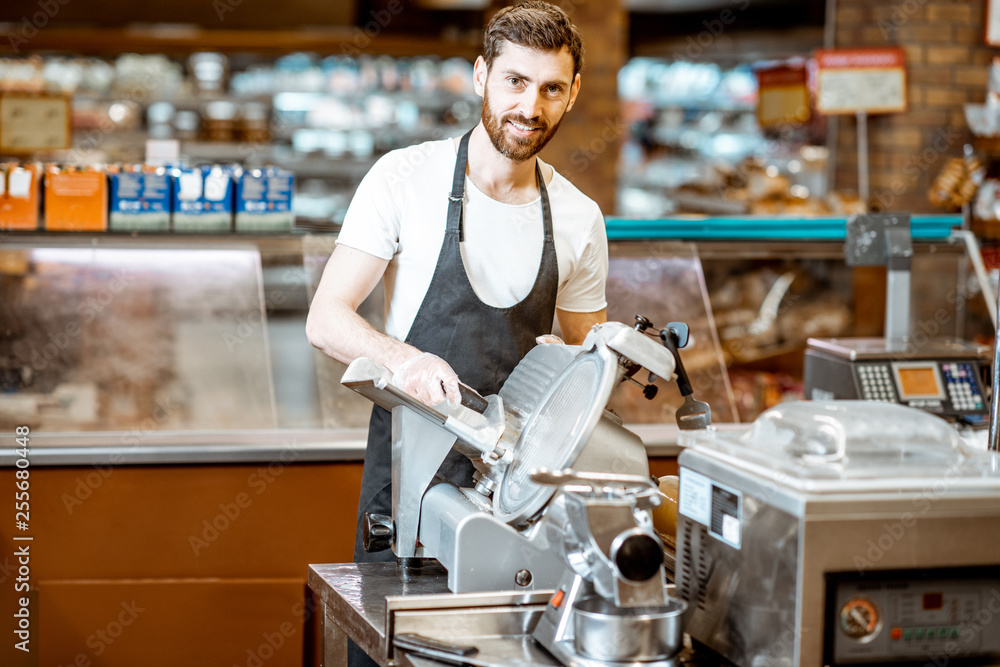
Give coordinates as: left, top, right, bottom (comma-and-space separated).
341, 318, 699, 664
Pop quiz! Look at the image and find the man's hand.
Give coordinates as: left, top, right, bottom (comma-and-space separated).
391, 352, 462, 407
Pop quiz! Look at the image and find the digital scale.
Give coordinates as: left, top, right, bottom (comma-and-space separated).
804, 337, 991, 420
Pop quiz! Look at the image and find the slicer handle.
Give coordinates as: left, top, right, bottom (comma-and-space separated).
458, 383, 488, 414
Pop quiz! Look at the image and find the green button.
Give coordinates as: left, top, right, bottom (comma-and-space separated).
940, 627, 949, 638
951, 627, 960, 638
915, 628, 925, 639
925, 628, 936, 639
903, 628, 913, 640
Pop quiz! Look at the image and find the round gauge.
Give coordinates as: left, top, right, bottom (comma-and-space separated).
839, 598, 881, 642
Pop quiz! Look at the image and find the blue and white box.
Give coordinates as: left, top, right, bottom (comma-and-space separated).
109, 167, 172, 232
235, 167, 294, 233
171, 165, 235, 232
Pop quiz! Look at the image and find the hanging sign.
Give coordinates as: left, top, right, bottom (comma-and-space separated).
756, 65, 811, 127
0, 93, 72, 153
814, 48, 907, 115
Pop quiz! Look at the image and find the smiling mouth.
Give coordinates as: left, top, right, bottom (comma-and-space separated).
508, 120, 541, 132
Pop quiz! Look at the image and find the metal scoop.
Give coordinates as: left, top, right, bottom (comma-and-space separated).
660, 323, 712, 430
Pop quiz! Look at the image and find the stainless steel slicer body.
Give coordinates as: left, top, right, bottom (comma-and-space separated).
341, 321, 676, 594
340, 319, 704, 666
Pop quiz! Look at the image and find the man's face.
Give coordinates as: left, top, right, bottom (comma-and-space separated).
474, 42, 581, 163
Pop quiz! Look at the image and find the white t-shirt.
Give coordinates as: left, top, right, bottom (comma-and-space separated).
336, 137, 609, 341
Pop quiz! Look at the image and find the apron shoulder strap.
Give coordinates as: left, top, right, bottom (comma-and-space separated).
449, 130, 473, 242
535, 158, 554, 242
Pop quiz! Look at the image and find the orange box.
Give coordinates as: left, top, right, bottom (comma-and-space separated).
0, 162, 40, 230
44, 167, 108, 231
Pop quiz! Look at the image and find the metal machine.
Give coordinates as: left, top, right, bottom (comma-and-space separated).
803, 337, 991, 421
675, 400, 1000, 667
341, 318, 698, 664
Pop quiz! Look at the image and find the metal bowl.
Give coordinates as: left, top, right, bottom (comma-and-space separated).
572, 595, 687, 662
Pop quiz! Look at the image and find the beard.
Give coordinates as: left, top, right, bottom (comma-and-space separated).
481, 87, 563, 163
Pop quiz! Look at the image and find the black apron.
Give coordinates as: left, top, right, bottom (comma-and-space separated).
352, 129, 560, 563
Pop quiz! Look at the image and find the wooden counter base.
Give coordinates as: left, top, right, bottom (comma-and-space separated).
0, 456, 676, 667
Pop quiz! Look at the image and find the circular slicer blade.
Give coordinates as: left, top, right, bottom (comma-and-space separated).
493, 352, 615, 525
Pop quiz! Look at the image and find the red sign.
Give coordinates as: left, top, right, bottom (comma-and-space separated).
758, 65, 808, 88
815, 48, 905, 70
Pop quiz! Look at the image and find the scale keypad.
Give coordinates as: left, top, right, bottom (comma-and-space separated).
941, 362, 984, 412
857, 364, 898, 402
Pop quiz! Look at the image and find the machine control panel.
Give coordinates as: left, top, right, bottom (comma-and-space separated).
854, 360, 985, 413
825, 569, 1000, 666
804, 338, 990, 420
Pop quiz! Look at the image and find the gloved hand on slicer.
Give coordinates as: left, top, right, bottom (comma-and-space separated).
391, 352, 462, 407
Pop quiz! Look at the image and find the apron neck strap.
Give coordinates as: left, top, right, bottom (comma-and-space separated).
449, 128, 553, 242
449, 129, 473, 242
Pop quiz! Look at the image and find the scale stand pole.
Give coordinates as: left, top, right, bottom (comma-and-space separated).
845, 213, 911, 345
989, 283, 1000, 452
857, 111, 869, 204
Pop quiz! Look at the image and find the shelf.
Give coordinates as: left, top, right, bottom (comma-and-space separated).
0, 231, 332, 254
0, 27, 481, 59
6, 216, 967, 247
604, 215, 965, 241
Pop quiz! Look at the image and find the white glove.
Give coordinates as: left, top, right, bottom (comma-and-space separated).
391, 352, 461, 407
535, 334, 564, 345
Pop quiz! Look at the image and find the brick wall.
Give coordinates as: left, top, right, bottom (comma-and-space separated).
488, 0, 625, 214
833, 0, 994, 213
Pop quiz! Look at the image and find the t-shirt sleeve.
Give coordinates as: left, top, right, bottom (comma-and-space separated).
335, 153, 403, 260
557, 203, 609, 313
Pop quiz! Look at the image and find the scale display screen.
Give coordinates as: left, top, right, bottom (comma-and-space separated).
893, 363, 945, 400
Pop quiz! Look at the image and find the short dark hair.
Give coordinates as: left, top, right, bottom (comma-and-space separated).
483, 1, 584, 78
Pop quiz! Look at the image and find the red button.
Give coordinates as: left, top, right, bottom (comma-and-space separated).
550, 589, 565, 609
891, 627, 902, 641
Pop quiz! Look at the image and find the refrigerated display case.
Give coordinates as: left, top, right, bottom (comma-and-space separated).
2, 213, 989, 448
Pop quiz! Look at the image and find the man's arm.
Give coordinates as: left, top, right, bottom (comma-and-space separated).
306, 244, 415, 369
306, 244, 462, 406
557, 307, 607, 345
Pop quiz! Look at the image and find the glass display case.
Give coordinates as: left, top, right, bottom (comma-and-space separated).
1, 221, 994, 450
0, 241, 276, 431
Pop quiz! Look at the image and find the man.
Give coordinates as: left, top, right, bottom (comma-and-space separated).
306, 5, 607, 656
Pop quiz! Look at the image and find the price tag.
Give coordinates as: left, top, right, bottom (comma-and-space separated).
0, 93, 71, 153
815, 48, 907, 115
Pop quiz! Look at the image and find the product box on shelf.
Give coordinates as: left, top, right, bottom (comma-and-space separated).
109, 165, 172, 232
171, 165, 235, 232
0, 162, 40, 230
235, 167, 295, 233
44, 165, 108, 232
